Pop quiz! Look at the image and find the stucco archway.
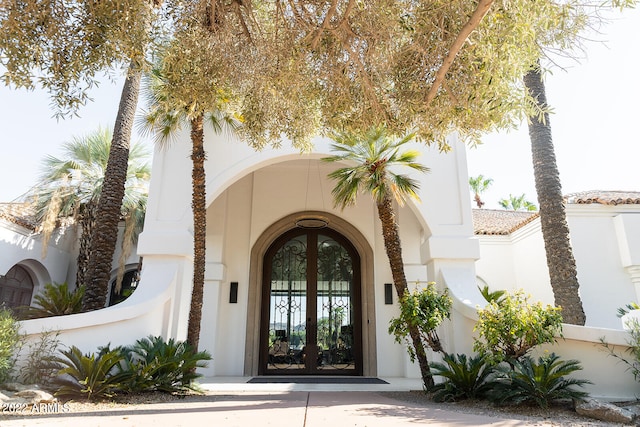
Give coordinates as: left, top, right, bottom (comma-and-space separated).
244, 211, 377, 376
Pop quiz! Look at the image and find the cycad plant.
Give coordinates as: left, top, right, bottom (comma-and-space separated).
49, 345, 128, 401
429, 353, 496, 402
490, 353, 591, 408
118, 335, 211, 393
18, 283, 84, 319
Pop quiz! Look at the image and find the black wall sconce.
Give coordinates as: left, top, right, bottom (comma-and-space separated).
229, 282, 238, 303
384, 283, 393, 305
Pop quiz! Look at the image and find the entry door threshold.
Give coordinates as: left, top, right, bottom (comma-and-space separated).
247, 376, 388, 384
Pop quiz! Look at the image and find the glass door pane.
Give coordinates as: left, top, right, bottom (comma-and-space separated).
315, 234, 355, 372
266, 235, 307, 372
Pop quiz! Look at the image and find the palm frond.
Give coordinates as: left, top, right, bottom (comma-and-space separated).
323, 127, 429, 209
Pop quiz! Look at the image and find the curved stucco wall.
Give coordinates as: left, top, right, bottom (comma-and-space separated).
20, 259, 177, 352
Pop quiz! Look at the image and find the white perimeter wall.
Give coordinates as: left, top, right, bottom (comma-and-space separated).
475, 205, 639, 329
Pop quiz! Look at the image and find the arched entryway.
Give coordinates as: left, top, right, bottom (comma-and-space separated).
259, 227, 362, 375
245, 211, 377, 377
0, 264, 34, 311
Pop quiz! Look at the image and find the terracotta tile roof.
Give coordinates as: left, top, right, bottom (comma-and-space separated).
472, 209, 539, 235
564, 190, 640, 205
474, 191, 640, 235
0, 203, 37, 230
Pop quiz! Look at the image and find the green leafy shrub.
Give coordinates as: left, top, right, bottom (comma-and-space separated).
18, 283, 84, 319
118, 336, 211, 393
0, 308, 22, 383
473, 289, 563, 365
19, 329, 61, 385
49, 345, 127, 401
489, 353, 591, 408
429, 353, 496, 402
389, 283, 452, 358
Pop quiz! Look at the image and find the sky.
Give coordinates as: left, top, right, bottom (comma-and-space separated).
0, 7, 639, 206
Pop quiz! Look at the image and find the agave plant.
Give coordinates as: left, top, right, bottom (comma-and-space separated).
18, 283, 84, 319
490, 353, 591, 408
118, 335, 211, 393
429, 353, 496, 402
49, 345, 127, 401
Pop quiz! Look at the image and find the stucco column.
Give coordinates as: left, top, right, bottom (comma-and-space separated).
614, 214, 640, 303
626, 266, 640, 303
136, 132, 196, 341
198, 262, 225, 377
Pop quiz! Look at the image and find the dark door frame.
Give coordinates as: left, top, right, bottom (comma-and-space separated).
244, 211, 378, 377
258, 227, 363, 375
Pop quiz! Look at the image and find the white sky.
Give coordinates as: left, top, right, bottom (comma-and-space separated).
0, 7, 638, 206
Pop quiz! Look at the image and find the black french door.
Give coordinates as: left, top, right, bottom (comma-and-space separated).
259, 228, 362, 375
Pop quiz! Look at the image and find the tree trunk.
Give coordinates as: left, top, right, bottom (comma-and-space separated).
377, 194, 434, 389
524, 66, 586, 326
75, 200, 97, 288
186, 114, 206, 351
82, 61, 142, 311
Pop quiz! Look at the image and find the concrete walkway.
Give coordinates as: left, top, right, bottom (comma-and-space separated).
0, 378, 544, 426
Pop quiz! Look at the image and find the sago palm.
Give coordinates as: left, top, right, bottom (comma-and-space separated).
323, 126, 435, 388
29, 129, 150, 296
490, 353, 591, 408
429, 353, 497, 402
18, 282, 84, 319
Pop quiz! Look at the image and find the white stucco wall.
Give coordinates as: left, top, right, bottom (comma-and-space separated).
135, 128, 481, 379
568, 207, 638, 328
475, 206, 640, 329
0, 219, 74, 301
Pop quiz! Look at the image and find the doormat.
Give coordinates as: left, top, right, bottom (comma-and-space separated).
247, 377, 389, 384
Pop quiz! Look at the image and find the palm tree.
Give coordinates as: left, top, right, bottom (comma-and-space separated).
30, 128, 150, 298
523, 65, 585, 325
468, 175, 493, 208
141, 66, 239, 351
498, 194, 537, 211
322, 126, 435, 388
82, 62, 146, 312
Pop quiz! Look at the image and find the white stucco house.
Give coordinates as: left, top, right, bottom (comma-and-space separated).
4, 131, 640, 399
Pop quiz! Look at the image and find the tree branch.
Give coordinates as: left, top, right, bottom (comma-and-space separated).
424, 0, 494, 105
310, 0, 340, 49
